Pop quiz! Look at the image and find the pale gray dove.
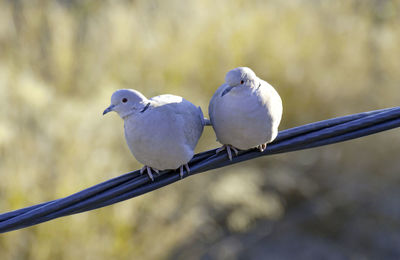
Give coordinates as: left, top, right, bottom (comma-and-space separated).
209, 67, 283, 160
104, 89, 205, 180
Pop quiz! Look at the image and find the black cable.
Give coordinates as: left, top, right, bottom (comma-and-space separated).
0, 106, 399, 233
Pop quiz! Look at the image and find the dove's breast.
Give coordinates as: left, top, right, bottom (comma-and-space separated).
210, 85, 281, 150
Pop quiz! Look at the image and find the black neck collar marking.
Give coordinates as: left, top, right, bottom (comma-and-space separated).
140, 102, 151, 113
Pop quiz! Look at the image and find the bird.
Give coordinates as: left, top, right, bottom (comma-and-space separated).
208, 67, 283, 160
103, 89, 205, 181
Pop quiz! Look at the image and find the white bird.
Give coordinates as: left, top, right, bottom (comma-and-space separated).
209, 67, 283, 160
103, 89, 205, 180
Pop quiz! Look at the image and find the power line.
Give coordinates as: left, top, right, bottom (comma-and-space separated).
1, 106, 399, 233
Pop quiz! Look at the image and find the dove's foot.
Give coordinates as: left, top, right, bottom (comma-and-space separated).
257, 143, 267, 152
216, 144, 239, 161
140, 166, 159, 181
178, 164, 191, 179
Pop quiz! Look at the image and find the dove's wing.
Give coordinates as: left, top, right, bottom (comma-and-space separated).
208, 83, 231, 126
258, 79, 283, 131
151, 94, 204, 150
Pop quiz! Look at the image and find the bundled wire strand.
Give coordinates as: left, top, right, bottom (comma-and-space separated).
1, 106, 400, 233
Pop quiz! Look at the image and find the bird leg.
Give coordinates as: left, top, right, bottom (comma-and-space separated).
179, 164, 191, 179
216, 144, 239, 161
257, 143, 267, 152
140, 166, 158, 181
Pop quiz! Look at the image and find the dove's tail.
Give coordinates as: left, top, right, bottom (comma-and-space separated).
198, 106, 212, 126
203, 118, 212, 126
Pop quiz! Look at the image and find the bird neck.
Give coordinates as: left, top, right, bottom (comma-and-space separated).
120, 101, 150, 120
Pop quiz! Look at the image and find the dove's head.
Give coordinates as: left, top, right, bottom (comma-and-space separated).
225, 67, 257, 87
221, 67, 258, 96
103, 89, 148, 119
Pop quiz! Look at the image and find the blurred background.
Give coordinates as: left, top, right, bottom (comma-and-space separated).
0, 0, 399, 259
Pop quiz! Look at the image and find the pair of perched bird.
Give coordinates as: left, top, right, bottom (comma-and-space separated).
103, 67, 283, 180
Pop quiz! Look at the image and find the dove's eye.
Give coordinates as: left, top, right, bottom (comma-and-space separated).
240, 80, 244, 84
122, 98, 128, 103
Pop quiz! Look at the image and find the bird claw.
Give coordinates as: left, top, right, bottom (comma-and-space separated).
216, 144, 239, 161
179, 164, 191, 179
140, 166, 155, 181
258, 143, 267, 152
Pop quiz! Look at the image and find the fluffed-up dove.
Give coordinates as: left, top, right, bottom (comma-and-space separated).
209, 67, 283, 160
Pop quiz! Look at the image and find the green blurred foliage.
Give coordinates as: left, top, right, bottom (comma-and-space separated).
0, 0, 400, 259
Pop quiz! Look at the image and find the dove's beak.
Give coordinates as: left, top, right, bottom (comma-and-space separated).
221, 86, 234, 97
103, 104, 115, 115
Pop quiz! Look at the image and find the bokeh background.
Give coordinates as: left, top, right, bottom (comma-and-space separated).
0, 0, 399, 259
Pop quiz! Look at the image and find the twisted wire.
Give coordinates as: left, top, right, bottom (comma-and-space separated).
1, 106, 399, 233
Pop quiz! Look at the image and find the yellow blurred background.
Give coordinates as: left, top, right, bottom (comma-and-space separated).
0, 0, 399, 259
